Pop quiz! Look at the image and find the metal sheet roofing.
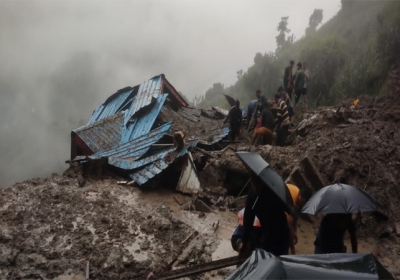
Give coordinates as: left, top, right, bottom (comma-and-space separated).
94, 122, 172, 160
120, 94, 168, 144
73, 112, 124, 153
158, 105, 229, 145
129, 159, 170, 185
176, 152, 200, 194
124, 75, 162, 126
88, 88, 133, 124
127, 139, 199, 185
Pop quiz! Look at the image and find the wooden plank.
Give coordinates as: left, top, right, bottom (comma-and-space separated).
181, 230, 197, 244
173, 196, 183, 205
193, 147, 218, 159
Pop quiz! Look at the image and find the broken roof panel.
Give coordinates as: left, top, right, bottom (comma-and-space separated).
158, 105, 229, 145
176, 152, 200, 194
73, 112, 124, 153
124, 75, 162, 126
127, 139, 199, 185
120, 94, 168, 144
129, 159, 170, 185
94, 122, 172, 160
110, 146, 175, 170
89, 88, 133, 124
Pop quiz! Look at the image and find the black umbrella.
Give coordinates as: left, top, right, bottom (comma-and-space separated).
301, 183, 380, 215
224, 93, 236, 107
236, 152, 296, 217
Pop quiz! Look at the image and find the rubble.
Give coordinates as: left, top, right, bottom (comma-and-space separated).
1, 68, 400, 278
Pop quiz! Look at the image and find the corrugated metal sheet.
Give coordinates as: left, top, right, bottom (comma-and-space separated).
158, 105, 229, 145
109, 146, 175, 170
129, 159, 170, 185
176, 152, 200, 194
124, 75, 162, 126
94, 122, 172, 159
88, 89, 133, 124
212, 106, 229, 116
198, 126, 229, 145
74, 112, 124, 153
120, 94, 168, 144
127, 139, 199, 185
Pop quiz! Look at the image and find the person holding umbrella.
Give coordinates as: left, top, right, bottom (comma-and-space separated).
236, 152, 296, 257
302, 183, 381, 255
241, 174, 291, 257
314, 213, 357, 254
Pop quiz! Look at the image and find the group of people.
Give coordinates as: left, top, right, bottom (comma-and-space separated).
230, 179, 358, 257
223, 60, 309, 147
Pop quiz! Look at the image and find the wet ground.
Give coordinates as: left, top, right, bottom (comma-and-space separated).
1, 174, 399, 279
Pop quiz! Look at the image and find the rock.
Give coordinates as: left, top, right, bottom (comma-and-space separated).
194, 199, 212, 213
215, 196, 224, 207
379, 225, 393, 238
198, 212, 205, 218
224, 196, 235, 208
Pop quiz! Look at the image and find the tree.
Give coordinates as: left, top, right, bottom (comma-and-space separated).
275, 17, 293, 52
306, 9, 323, 35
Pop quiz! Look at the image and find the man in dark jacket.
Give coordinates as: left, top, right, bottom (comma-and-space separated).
240, 174, 290, 257
283, 60, 295, 99
314, 213, 357, 254
294, 62, 306, 106
252, 102, 274, 146
224, 100, 242, 142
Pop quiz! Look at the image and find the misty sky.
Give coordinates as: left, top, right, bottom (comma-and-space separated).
0, 0, 341, 187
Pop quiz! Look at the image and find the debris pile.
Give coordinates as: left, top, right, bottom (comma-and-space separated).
1, 71, 400, 279
0, 175, 221, 279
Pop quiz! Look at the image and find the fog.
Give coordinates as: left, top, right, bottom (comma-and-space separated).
0, 0, 340, 188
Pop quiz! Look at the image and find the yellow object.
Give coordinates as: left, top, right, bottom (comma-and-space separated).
353, 99, 359, 106
286, 184, 300, 225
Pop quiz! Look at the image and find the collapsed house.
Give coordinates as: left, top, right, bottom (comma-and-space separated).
70, 74, 230, 194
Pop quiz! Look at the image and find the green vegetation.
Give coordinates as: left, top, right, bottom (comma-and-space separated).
199, 0, 400, 109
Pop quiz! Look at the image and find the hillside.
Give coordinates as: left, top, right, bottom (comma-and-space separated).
199, 0, 400, 109
0, 66, 399, 279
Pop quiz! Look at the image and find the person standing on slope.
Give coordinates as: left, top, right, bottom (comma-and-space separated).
284, 60, 295, 99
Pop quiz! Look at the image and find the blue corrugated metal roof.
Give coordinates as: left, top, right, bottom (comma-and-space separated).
124, 75, 162, 126
110, 147, 175, 170
88, 88, 133, 124
127, 138, 199, 185
129, 159, 170, 185
94, 122, 172, 159
74, 113, 124, 153
120, 94, 168, 144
